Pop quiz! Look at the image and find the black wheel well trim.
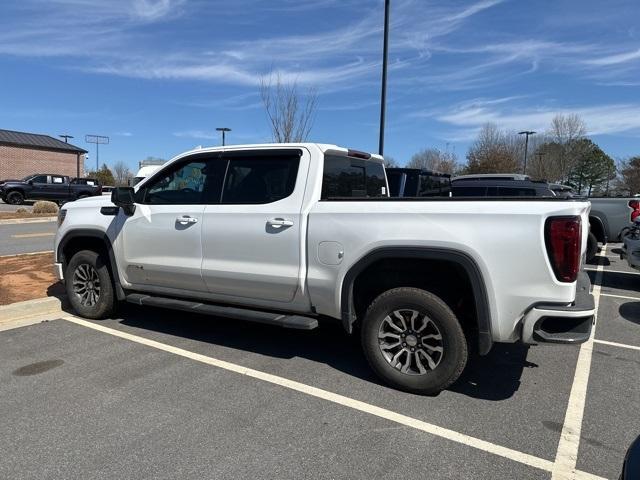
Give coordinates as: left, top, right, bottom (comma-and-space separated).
588, 214, 607, 243
340, 247, 493, 355
57, 228, 126, 300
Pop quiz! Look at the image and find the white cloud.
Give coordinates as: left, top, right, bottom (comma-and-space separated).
584, 48, 640, 66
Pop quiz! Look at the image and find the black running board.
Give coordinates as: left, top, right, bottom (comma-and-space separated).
125, 293, 318, 330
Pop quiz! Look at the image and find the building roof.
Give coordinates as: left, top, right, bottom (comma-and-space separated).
0, 128, 88, 154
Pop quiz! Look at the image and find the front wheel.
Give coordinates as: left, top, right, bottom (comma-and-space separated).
6, 191, 24, 205
65, 250, 115, 319
361, 287, 468, 395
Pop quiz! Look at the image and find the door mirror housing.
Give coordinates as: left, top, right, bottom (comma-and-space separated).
111, 187, 136, 216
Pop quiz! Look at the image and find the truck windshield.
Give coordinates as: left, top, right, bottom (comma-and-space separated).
321, 155, 387, 199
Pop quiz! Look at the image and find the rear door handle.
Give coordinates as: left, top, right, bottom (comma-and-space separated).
268, 218, 294, 227
176, 216, 198, 224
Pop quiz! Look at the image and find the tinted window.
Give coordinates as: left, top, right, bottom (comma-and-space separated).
386, 171, 403, 197
143, 159, 217, 205
31, 175, 48, 183
419, 174, 451, 197
451, 186, 486, 197
403, 172, 419, 197
322, 156, 387, 199
498, 187, 536, 197
221, 156, 299, 204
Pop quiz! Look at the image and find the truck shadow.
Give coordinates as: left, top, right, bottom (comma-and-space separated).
619, 301, 640, 325
116, 304, 530, 401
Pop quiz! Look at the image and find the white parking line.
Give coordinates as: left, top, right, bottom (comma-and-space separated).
584, 267, 640, 276
594, 339, 640, 352
551, 245, 607, 480
600, 293, 640, 302
61, 315, 605, 480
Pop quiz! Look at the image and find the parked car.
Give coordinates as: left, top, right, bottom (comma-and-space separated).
621, 218, 640, 270
55, 143, 594, 394
450, 175, 555, 197
386, 168, 451, 197
0, 174, 102, 205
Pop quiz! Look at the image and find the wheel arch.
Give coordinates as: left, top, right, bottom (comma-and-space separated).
57, 229, 125, 300
340, 247, 493, 355
588, 214, 607, 244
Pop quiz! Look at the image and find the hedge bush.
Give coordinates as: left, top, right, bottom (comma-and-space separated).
32, 201, 59, 214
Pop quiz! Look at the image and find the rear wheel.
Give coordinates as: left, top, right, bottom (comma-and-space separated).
65, 250, 115, 319
586, 231, 598, 263
6, 191, 24, 205
361, 287, 468, 395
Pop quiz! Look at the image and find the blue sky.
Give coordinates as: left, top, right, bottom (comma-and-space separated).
1, 0, 639, 171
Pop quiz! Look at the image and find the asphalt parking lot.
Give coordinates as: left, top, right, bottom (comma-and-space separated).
1, 244, 638, 479
0, 220, 56, 256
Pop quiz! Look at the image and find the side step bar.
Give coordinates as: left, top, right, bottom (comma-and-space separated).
125, 293, 318, 330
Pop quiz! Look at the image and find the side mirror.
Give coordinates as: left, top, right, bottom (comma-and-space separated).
111, 187, 136, 216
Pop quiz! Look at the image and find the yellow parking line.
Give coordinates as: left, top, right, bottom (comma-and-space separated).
62, 315, 605, 479
11, 232, 55, 238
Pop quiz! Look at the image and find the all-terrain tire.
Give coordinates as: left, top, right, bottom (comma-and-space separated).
65, 250, 115, 319
6, 191, 24, 205
361, 287, 468, 395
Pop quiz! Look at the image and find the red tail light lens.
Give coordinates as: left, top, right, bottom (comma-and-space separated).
545, 216, 582, 282
629, 200, 640, 222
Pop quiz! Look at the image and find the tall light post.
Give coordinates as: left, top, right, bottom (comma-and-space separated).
518, 130, 536, 175
378, 0, 390, 156
216, 127, 231, 146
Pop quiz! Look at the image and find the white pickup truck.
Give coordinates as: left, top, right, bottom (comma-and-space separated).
54, 143, 595, 394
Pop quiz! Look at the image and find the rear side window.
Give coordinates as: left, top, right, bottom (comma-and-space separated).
221, 156, 299, 204
451, 186, 486, 197
498, 187, 536, 197
322, 155, 387, 199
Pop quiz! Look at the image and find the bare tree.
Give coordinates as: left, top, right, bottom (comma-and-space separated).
383, 156, 398, 168
547, 113, 587, 182
260, 72, 318, 143
616, 156, 640, 195
464, 123, 520, 174
112, 160, 133, 186
407, 148, 458, 174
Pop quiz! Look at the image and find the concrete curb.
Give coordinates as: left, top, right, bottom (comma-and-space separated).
0, 296, 66, 325
0, 216, 57, 225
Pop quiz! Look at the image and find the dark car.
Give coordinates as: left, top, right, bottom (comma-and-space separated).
386, 168, 451, 197
0, 174, 102, 205
451, 175, 555, 197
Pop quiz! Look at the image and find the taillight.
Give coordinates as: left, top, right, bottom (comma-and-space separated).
545, 216, 582, 283
629, 200, 640, 222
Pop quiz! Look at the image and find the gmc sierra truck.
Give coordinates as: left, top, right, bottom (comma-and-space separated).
54, 143, 595, 394
0, 174, 101, 205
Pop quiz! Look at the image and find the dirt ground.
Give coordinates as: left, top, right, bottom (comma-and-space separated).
0, 253, 64, 305
0, 212, 56, 220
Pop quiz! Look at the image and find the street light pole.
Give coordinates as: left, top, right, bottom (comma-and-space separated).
378, 0, 390, 156
518, 130, 536, 175
216, 127, 231, 146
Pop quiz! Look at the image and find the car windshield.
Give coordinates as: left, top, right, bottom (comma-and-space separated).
21, 175, 35, 181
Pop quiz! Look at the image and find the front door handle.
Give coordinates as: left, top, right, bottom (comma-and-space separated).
267, 218, 294, 227
176, 215, 198, 224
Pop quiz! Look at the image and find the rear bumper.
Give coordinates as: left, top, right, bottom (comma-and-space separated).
521, 271, 595, 345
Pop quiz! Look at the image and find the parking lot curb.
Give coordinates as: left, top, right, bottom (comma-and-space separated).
0, 216, 57, 225
0, 296, 66, 326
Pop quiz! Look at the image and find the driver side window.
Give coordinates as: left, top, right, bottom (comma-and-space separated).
142, 159, 212, 205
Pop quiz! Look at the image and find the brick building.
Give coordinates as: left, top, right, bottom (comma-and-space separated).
0, 129, 87, 180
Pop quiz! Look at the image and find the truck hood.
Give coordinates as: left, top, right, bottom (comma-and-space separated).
63, 194, 113, 209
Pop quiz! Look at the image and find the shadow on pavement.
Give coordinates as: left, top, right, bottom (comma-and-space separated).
619, 302, 640, 325
114, 303, 529, 401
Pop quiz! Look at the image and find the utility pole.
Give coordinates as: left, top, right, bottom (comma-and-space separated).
216, 127, 231, 146
59, 134, 74, 143
85, 135, 109, 171
378, 0, 390, 156
518, 130, 536, 175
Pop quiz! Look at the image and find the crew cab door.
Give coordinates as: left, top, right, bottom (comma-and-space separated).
49, 175, 69, 199
118, 154, 225, 292
201, 148, 306, 303
29, 174, 51, 199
